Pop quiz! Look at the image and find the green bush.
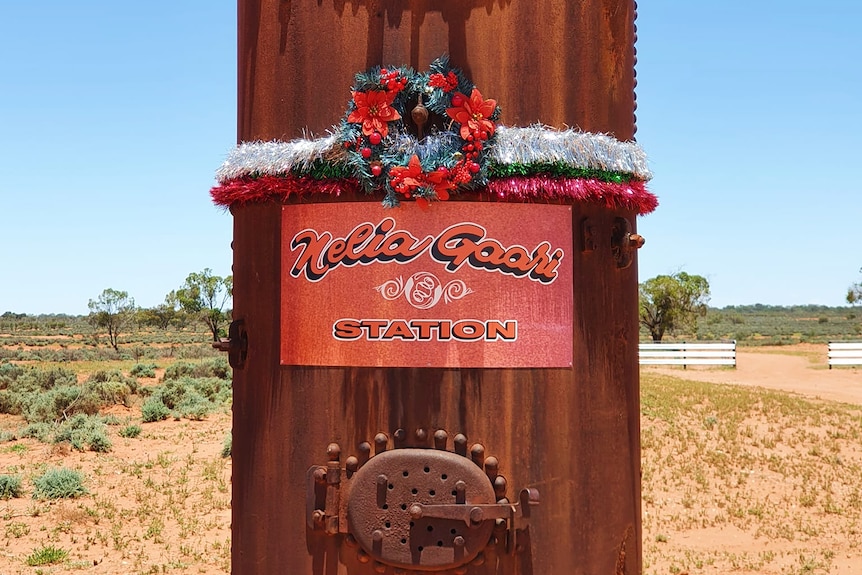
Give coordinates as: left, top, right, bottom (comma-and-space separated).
32, 467, 87, 499
130, 362, 157, 378
22, 385, 104, 424
141, 397, 170, 422
26, 544, 68, 566
119, 424, 142, 438
0, 365, 80, 417
0, 474, 22, 499
162, 357, 230, 382
17, 422, 52, 442
53, 414, 112, 452
221, 432, 232, 458
85, 369, 138, 397
143, 375, 231, 421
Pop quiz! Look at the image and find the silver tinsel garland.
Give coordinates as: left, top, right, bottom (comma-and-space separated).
214, 125, 652, 184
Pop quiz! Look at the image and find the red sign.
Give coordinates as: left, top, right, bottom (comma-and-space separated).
281, 202, 573, 367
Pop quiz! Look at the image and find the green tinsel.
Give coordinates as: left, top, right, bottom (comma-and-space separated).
487, 162, 636, 183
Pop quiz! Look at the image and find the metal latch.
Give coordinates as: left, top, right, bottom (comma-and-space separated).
212, 319, 248, 369
610, 217, 644, 269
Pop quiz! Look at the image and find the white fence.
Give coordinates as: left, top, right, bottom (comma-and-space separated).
828, 342, 862, 369
639, 341, 737, 368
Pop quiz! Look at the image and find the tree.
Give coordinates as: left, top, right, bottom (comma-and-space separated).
848, 267, 862, 305
88, 288, 136, 351
137, 291, 185, 330
639, 272, 710, 342
175, 269, 233, 341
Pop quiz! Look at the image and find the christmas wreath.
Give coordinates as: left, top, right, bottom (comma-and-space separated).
211, 56, 657, 214
339, 56, 501, 208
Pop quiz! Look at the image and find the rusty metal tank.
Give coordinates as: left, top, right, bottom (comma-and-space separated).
226, 2, 645, 574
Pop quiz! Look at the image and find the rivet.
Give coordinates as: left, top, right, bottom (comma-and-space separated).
471, 551, 485, 566
345, 456, 359, 473
484, 456, 499, 478
470, 444, 485, 467
469, 507, 484, 525
313, 467, 327, 484
393, 428, 406, 446
493, 475, 507, 498
454, 567, 468, 575
454, 434, 468, 456
327, 443, 341, 461
433, 429, 448, 450
409, 504, 423, 519
415, 428, 428, 442
357, 549, 370, 563
374, 433, 389, 454
358, 442, 371, 464
453, 535, 465, 547
373, 561, 386, 574
372, 529, 385, 543
377, 474, 389, 488
344, 533, 358, 547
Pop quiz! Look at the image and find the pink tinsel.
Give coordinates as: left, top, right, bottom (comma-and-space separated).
210, 175, 363, 207
211, 175, 657, 215
484, 176, 657, 214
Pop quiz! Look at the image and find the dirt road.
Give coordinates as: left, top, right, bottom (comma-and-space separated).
644, 343, 862, 405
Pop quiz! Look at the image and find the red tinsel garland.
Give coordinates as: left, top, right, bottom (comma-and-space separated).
211, 174, 657, 215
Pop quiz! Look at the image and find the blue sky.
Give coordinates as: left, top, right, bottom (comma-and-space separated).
1, 1, 859, 314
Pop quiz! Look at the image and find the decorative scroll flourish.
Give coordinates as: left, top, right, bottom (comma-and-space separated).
375, 272, 473, 310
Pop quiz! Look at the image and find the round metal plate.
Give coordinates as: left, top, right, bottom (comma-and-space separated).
347, 448, 496, 570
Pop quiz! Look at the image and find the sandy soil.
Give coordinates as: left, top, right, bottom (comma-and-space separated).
642, 344, 862, 575
0, 344, 859, 574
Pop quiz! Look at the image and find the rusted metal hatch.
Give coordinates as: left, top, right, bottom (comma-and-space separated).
307, 429, 538, 572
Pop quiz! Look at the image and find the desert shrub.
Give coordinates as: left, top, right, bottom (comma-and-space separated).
32, 467, 87, 499
130, 362, 157, 378
162, 361, 196, 381
22, 385, 105, 424
53, 414, 112, 452
101, 413, 121, 425
18, 422, 52, 442
85, 369, 138, 397
0, 365, 78, 407
143, 374, 230, 422
26, 544, 68, 566
221, 432, 232, 458
162, 357, 230, 382
119, 424, 142, 438
14, 366, 77, 391
0, 363, 26, 388
0, 430, 15, 442
0, 474, 22, 499
141, 397, 170, 422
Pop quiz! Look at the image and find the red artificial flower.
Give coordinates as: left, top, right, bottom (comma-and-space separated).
424, 167, 455, 201
388, 154, 425, 196
348, 90, 401, 137
389, 155, 454, 203
446, 88, 497, 140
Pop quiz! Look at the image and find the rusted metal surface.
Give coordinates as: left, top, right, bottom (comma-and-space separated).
238, 0, 636, 141
231, 1, 641, 574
